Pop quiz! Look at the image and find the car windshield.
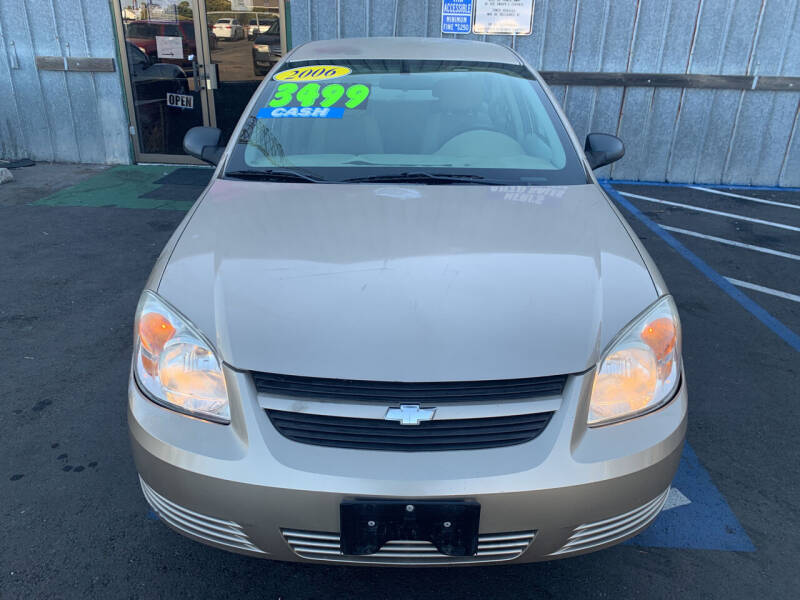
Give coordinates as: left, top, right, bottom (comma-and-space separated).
216, 19, 231, 24
225, 60, 586, 185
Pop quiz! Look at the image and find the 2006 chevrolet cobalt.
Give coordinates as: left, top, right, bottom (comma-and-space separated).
130, 37, 686, 565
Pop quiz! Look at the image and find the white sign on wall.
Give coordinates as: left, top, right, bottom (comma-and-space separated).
231, 0, 254, 11
473, 0, 535, 35
155, 36, 184, 60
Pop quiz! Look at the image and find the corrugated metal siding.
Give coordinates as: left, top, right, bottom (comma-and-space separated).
0, 0, 130, 164
290, 0, 800, 186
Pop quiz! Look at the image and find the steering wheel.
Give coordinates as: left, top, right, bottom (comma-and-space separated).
436, 128, 520, 153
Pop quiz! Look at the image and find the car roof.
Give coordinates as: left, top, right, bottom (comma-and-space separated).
288, 37, 521, 65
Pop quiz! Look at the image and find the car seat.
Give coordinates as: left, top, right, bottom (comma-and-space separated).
421, 77, 493, 153
307, 110, 384, 156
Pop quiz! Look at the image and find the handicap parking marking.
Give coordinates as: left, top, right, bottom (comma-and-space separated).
662, 487, 691, 511
601, 183, 800, 352
725, 277, 800, 303
686, 185, 800, 210
627, 444, 755, 551
599, 178, 800, 193
659, 225, 800, 261
617, 191, 800, 232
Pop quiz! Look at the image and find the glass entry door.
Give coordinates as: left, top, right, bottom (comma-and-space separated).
202, 1, 284, 144
116, 0, 209, 161
114, 1, 286, 163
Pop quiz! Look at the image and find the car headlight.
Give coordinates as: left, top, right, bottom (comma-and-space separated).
133, 290, 229, 424
588, 295, 681, 426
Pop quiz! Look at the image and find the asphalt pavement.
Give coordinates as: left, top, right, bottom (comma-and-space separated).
212, 37, 262, 82
1, 164, 798, 599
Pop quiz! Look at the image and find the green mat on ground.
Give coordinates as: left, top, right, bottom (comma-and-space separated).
35, 165, 203, 210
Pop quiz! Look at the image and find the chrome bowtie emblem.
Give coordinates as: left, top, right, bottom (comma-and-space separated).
385, 404, 436, 426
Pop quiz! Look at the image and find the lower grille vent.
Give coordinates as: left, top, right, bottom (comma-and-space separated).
282, 529, 535, 564
140, 477, 265, 555
549, 487, 670, 556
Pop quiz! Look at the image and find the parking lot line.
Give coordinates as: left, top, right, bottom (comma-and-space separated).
659, 225, 800, 261
725, 278, 800, 303
602, 183, 800, 352
618, 191, 800, 233
599, 178, 800, 193
687, 186, 800, 210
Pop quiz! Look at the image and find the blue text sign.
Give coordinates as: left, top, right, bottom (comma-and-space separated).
442, 0, 473, 34
257, 107, 344, 119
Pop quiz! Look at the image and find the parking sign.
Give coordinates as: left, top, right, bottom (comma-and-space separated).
473, 0, 534, 35
441, 0, 473, 34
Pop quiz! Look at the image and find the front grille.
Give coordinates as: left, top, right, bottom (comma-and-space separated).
252, 371, 567, 403
140, 477, 265, 555
548, 487, 670, 556
266, 409, 553, 451
282, 529, 535, 565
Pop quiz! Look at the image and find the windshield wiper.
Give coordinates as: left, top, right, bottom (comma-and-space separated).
225, 169, 323, 183
343, 159, 453, 167
343, 171, 490, 185
226, 169, 496, 185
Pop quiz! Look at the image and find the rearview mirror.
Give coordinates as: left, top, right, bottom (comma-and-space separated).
183, 126, 224, 165
584, 133, 625, 170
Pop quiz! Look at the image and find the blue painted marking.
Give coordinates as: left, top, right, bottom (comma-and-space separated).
600, 178, 800, 193
629, 444, 755, 551
601, 182, 800, 352
441, 0, 473, 34
147, 509, 160, 521
257, 107, 344, 119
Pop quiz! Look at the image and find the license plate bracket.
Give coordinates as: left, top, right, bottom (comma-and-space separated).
340, 500, 480, 556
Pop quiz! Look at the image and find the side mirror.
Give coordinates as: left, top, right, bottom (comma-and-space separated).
584, 133, 625, 170
183, 126, 224, 165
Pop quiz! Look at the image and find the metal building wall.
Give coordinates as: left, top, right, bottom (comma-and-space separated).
0, 0, 131, 164
290, 0, 800, 186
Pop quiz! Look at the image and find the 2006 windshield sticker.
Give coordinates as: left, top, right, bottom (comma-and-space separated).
258, 81, 371, 119
274, 65, 351, 82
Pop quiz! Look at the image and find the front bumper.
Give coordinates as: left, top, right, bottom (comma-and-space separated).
129, 367, 686, 565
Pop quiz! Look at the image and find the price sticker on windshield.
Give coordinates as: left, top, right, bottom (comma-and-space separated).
259, 82, 371, 119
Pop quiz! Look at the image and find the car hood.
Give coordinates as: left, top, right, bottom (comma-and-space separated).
158, 181, 657, 381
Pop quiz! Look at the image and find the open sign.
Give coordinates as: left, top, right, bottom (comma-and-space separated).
166, 93, 194, 109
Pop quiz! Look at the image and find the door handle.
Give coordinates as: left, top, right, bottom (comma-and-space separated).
189, 54, 200, 90
204, 62, 218, 90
